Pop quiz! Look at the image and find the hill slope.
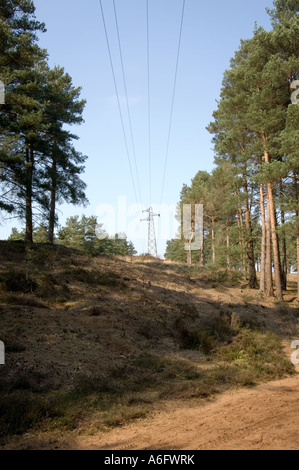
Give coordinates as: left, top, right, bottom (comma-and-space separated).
0, 242, 298, 448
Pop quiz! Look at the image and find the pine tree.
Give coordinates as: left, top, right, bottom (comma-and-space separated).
207, 39, 259, 288
57, 215, 136, 257
0, 3, 88, 243
267, 0, 299, 24
41, 66, 88, 243
0, 0, 47, 241
166, 0, 299, 299
280, 105, 299, 299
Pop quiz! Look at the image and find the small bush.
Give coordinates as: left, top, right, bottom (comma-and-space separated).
0, 393, 64, 437
11, 376, 32, 391
9, 371, 47, 393
72, 374, 112, 393
208, 364, 256, 387
177, 302, 198, 320
25, 247, 53, 268
1, 270, 37, 294
178, 326, 217, 354
102, 406, 149, 429
36, 275, 70, 301
132, 354, 164, 374
5, 342, 26, 353
0, 293, 48, 308
216, 330, 294, 380
239, 317, 262, 331
159, 380, 217, 400
176, 316, 235, 354
88, 306, 102, 317
65, 268, 122, 287
202, 267, 244, 286
136, 319, 161, 340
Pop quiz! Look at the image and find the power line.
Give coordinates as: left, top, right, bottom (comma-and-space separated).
113, 0, 143, 209
98, 0, 139, 208
160, 0, 186, 206
146, 0, 152, 206
99, 0, 186, 254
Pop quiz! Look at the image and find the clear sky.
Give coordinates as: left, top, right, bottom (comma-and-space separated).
1, 0, 274, 255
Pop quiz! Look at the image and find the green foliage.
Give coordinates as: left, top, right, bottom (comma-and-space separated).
267, 0, 299, 24
165, 238, 187, 262
0, 269, 37, 293
65, 267, 123, 287
33, 225, 48, 243
57, 215, 137, 257
0, 2, 87, 242
166, 0, 299, 297
217, 329, 294, 378
8, 225, 50, 243
176, 316, 236, 354
204, 267, 245, 285
7, 228, 25, 242
0, 392, 64, 437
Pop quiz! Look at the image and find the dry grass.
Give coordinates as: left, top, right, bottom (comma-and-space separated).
0, 242, 298, 441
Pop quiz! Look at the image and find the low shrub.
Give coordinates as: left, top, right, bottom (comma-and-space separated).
0, 270, 37, 294
216, 329, 294, 380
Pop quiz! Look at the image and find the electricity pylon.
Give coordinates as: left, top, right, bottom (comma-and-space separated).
141, 207, 160, 257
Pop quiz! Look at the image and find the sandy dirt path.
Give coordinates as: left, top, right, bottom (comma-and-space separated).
68, 373, 299, 451
3, 365, 299, 451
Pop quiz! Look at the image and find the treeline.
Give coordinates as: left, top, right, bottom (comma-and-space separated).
0, 0, 87, 243
166, 0, 299, 300
8, 215, 137, 256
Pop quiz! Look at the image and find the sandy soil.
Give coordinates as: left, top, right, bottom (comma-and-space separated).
66, 371, 299, 451
5, 363, 298, 451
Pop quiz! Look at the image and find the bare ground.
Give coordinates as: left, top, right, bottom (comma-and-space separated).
70, 372, 299, 451
4, 363, 299, 450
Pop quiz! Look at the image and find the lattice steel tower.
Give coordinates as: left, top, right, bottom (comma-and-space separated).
141, 207, 160, 257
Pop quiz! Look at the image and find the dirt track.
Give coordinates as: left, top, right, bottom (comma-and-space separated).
70, 372, 299, 451
4, 370, 299, 450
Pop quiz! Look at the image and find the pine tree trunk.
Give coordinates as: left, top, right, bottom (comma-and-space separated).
259, 182, 266, 293
294, 173, 299, 301
240, 222, 246, 273
227, 226, 231, 270
211, 218, 216, 264
48, 151, 57, 244
280, 188, 287, 291
266, 200, 274, 297
187, 243, 192, 265
200, 233, 205, 267
297, 222, 299, 301
25, 146, 33, 244
264, 149, 283, 301
187, 228, 194, 266
236, 190, 246, 272
243, 176, 258, 289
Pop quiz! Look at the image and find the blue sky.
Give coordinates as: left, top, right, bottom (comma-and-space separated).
2, 0, 274, 255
